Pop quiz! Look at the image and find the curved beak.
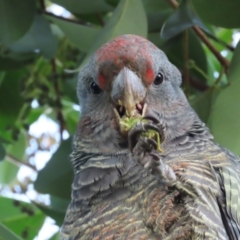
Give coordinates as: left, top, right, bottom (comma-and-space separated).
111, 67, 147, 117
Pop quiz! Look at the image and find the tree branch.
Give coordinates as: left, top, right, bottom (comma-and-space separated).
167, 0, 230, 73
7, 155, 37, 172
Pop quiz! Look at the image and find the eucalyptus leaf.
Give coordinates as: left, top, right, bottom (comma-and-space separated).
34, 196, 69, 226
105, 0, 120, 7
0, 196, 45, 240
8, 14, 57, 59
0, 55, 34, 71
0, 0, 35, 44
0, 142, 6, 161
0, 223, 22, 240
192, 0, 240, 28
228, 41, 240, 83
142, 0, 173, 32
163, 29, 207, 81
34, 138, 73, 199
89, 0, 147, 52
0, 70, 25, 140
47, 15, 100, 52
209, 81, 240, 155
161, 0, 208, 39
0, 131, 27, 184
208, 40, 240, 155
190, 88, 214, 123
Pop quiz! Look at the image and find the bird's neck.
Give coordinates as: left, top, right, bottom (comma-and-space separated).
161, 116, 214, 159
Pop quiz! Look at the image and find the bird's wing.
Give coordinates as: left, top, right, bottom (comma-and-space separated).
216, 148, 240, 240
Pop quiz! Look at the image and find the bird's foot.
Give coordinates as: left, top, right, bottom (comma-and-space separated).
128, 119, 163, 151
128, 119, 175, 183
128, 120, 160, 166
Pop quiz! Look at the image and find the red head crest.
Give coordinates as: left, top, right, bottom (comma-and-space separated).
95, 35, 157, 90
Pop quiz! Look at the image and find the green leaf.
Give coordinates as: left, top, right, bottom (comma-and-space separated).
91, 0, 147, 49
209, 81, 240, 155
105, 0, 120, 7
148, 33, 166, 49
47, 15, 100, 52
0, 197, 45, 240
34, 138, 73, 199
163, 29, 207, 81
0, 71, 5, 84
190, 88, 214, 123
26, 107, 46, 126
0, 56, 34, 71
0, 42, 36, 71
142, 0, 173, 32
0, 0, 35, 44
52, 0, 113, 14
35, 204, 65, 226
142, 0, 170, 12
161, 0, 208, 39
0, 223, 22, 240
8, 14, 57, 59
208, 40, 240, 155
203, 46, 221, 85
0, 131, 27, 184
35, 196, 69, 226
62, 77, 78, 104
0, 70, 26, 140
0, 141, 6, 161
192, 0, 240, 28
80, 0, 147, 68
63, 104, 79, 135
228, 41, 240, 83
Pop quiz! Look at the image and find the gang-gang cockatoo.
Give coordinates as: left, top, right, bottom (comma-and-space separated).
61, 35, 240, 240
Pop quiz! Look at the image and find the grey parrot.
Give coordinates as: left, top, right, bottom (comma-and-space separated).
61, 34, 240, 240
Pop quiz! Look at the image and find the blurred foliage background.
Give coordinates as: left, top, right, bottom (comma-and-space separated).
0, 0, 240, 239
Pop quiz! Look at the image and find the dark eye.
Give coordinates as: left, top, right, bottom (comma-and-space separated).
154, 72, 164, 85
90, 82, 102, 94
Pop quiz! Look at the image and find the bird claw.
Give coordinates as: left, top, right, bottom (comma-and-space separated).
128, 118, 172, 183
132, 137, 157, 166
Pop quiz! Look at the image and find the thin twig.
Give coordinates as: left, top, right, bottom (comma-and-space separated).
7, 155, 37, 172
167, 0, 230, 73
51, 59, 65, 141
183, 30, 190, 98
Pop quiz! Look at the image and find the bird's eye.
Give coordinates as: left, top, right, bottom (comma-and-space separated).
154, 72, 164, 85
90, 82, 102, 94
